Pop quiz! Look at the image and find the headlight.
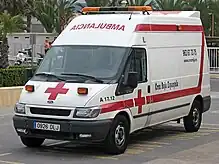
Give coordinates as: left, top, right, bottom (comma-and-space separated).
14, 103, 26, 114
74, 106, 101, 118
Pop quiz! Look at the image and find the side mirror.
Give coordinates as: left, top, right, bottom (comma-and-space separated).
125, 72, 138, 89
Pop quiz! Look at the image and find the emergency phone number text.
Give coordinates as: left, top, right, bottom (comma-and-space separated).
182, 49, 197, 56
182, 48, 198, 63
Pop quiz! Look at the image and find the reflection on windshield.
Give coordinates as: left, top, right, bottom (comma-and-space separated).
35, 45, 128, 80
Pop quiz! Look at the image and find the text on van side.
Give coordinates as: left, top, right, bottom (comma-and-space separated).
70, 23, 125, 31
155, 80, 179, 91
100, 96, 115, 102
182, 49, 197, 56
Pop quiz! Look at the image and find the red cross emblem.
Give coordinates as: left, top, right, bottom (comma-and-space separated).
134, 89, 146, 114
45, 82, 69, 100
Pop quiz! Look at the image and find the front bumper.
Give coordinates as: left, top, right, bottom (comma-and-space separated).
12, 115, 112, 143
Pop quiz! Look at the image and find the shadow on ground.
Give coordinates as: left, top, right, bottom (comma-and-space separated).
19, 124, 187, 158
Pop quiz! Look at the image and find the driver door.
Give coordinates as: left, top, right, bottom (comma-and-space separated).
117, 47, 151, 131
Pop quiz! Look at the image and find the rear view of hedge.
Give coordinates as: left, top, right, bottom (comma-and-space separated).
0, 67, 37, 87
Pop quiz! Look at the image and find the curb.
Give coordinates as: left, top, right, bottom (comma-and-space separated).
210, 74, 219, 78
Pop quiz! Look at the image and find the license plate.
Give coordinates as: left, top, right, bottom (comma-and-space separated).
33, 121, 60, 131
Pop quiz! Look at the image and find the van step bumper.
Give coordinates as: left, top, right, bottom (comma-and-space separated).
12, 115, 112, 143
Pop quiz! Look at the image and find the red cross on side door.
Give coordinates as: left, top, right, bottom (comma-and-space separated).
124, 83, 151, 130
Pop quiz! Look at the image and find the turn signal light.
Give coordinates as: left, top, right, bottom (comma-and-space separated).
25, 85, 34, 92
77, 87, 88, 95
128, 6, 153, 11
82, 7, 100, 12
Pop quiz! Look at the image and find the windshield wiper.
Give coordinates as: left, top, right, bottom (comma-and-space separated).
61, 73, 104, 83
35, 72, 66, 81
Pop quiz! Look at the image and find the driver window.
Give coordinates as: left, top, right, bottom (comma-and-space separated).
128, 48, 147, 83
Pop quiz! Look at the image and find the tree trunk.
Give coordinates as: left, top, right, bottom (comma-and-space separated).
0, 39, 9, 69
26, 14, 32, 32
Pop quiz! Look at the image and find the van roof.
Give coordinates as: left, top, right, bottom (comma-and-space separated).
53, 8, 202, 47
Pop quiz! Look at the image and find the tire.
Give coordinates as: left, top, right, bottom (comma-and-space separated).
183, 100, 202, 132
104, 115, 130, 155
20, 136, 45, 147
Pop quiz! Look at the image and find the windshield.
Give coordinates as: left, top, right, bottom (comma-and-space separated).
34, 45, 129, 82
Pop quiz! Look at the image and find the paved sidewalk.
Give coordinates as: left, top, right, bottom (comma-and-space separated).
143, 140, 219, 164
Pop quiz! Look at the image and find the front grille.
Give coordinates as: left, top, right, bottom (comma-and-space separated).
30, 107, 71, 116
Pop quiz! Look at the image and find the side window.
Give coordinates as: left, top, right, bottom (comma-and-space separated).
128, 48, 147, 82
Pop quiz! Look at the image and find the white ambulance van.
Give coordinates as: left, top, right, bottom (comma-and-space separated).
13, 6, 211, 154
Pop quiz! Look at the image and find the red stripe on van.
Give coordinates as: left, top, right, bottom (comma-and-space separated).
101, 101, 125, 113
199, 31, 205, 86
125, 99, 134, 108
101, 24, 205, 114
147, 87, 201, 103
135, 24, 177, 31
101, 99, 135, 114
134, 24, 203, 32
179, 25, 203, 31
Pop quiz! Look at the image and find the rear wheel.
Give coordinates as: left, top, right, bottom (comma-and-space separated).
104, 115, 130, 155
20, 136, 45, 147
183, 100, 202, 132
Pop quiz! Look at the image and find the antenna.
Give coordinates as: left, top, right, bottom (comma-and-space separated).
129, 12, 133, 20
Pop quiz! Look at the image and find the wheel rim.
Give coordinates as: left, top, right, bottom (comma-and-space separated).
193, 108, 200, 127
114, 123, 125, 147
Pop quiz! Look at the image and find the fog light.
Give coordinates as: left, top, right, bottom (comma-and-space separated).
17, 128, 28, 134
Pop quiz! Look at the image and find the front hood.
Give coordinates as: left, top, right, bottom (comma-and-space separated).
19, 80, 109, 107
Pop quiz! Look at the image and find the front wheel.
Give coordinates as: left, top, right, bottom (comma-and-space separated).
20, 136, 45, 147
104, 115, 130, 155
183, 100, 202, 132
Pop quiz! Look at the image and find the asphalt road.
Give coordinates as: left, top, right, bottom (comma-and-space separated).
210, 78, 219, 92
0, 79, 219, 164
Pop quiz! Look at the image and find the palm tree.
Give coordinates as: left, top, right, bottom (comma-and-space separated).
204, 0, 218, 36
182, 0, 213, 36
0, 0, 23, 16
85, 0, 110, 6
0, 12, 26, 68
126, 0, 151, 5
25, 0, 56, 33
55, 0, 82, 33
25, 0, 80, 33
154, 0, 188, 10
210, 0, 219, 36
0, 0, 32, 32
19, 0, 35, 32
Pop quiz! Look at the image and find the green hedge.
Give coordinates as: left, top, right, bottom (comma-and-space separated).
7, 65, 34, 69
0, 66, 37, 87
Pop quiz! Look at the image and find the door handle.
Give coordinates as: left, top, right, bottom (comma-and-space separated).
147, 85, 150, 93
